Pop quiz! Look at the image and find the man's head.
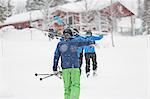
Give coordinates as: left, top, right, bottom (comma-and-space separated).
63, 28, 73, 39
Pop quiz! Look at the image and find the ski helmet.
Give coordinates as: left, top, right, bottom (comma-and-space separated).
63, 28, 73, 36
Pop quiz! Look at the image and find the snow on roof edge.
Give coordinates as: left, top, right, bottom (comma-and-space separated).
1, 0, 137, 26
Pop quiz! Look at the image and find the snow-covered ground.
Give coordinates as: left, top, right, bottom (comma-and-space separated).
0, 28, 150, 99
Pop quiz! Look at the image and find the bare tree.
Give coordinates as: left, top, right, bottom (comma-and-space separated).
6, 0, 13, 17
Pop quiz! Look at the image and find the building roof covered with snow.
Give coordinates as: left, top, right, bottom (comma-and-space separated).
2, 10, 43, 26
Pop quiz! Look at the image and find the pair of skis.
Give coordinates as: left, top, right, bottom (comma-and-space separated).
35, 71, 62, 81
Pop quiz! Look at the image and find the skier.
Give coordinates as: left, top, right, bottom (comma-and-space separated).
60, 28, 85, 74
84, 30, 103, 77
52, 28, 95, 99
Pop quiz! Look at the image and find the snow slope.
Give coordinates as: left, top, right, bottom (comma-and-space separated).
0, 28, 149, 99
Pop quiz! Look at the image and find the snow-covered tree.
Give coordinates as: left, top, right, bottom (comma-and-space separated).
6, 0, 13, 17
0, 5, 7, 22
0, 0, 13, 22
69, 0, 82, 2
26, 0, 69, 11
75, 0, 82, 1
137, 0, 144, 18
26, 0, 42, 11
142, 0, 150, 34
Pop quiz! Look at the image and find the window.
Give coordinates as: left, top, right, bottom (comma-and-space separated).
68, 16, 73, 25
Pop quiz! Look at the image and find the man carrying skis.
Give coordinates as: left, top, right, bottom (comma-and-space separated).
52, 28, 95, 99
84, 30, 103, 77
60, 28, 85, 74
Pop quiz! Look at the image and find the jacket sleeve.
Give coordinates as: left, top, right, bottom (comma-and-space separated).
76, 39, 95, 47
90, 35, 103, 41
53, 43, 61, 71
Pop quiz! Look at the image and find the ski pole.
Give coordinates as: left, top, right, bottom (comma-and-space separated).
35, 71, 62, 81
35, 71, 62, 76
39, 73, 62, 81
39, 74, 55, 81
35, 73, 52, 76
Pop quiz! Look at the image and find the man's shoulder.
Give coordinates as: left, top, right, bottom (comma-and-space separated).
58, 40, 66, 43
73, 36, 85, 42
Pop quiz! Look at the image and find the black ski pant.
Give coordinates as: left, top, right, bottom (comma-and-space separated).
79, 53, 83, 74
85, 52, 97, 73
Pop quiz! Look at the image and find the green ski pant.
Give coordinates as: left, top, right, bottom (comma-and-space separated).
62, 68, 80, 99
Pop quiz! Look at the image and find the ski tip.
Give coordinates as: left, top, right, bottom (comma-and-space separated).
35, 73, 38, 76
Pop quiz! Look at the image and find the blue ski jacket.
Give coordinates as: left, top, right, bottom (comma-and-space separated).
84, 35, 103, 53
60, 34, 85, 58
53, 37, 95, 71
